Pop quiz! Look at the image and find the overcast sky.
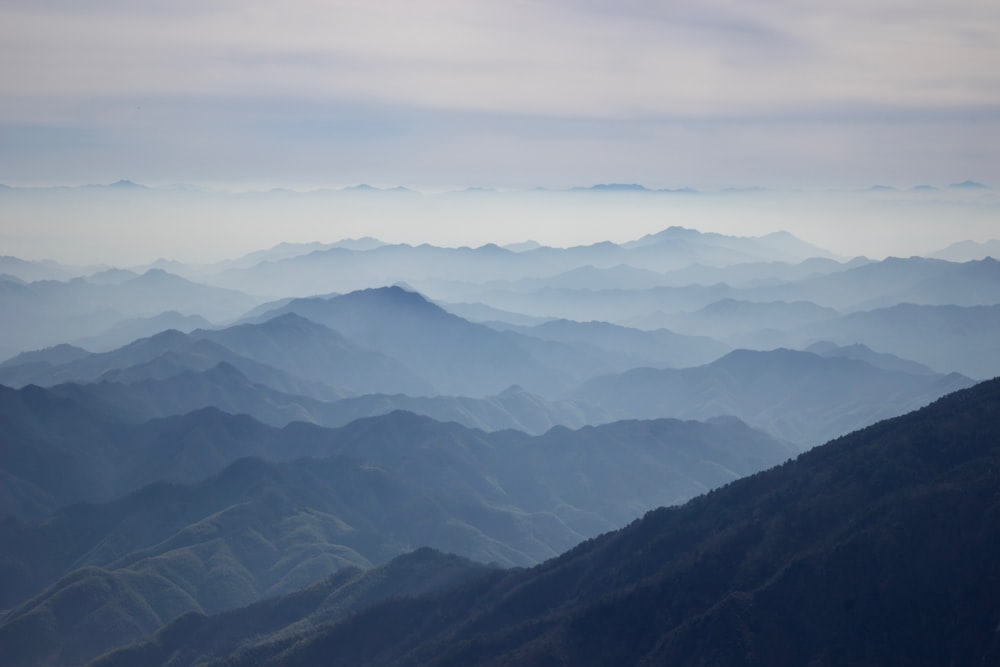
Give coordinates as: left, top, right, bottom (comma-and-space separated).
2, 0, 999, 190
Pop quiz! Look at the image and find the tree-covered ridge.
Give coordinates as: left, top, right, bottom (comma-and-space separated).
187, 377, 1000, 666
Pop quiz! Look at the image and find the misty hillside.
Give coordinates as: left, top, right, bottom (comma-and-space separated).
255, 286, 576, 397
571, 348, 973, 446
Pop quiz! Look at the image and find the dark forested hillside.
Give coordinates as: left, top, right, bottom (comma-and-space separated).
190, 377, 1000, 667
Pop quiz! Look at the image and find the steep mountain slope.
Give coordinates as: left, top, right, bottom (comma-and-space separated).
196, 377, 1000, 667
0, 460, 513, 667
572, 348, 974, 446
90, 549, 494, 667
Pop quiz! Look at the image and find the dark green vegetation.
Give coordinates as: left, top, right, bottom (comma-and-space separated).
0, 394, 794, 665
89, 548, 493, 667
111, 377, 999, 667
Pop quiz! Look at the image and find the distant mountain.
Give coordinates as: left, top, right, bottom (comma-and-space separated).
798, 302, 1000, 378
0, 269, 263, 359
436, 300, 552, 327
198, 378, 1000, 667
0, 343, 90, 369
571, 348, 974, 446
655, 255, 869, 289
258, 286, 573, 397
748, 256, 997, 310
573, 182, 653, 192
466, 283, 740, 323
805, 340, 936, 375
0, 256, 96, 282
71, 310, 213, 352
864, 257, 1000, 308
639, 298, 839, 346
47, 366, 609, 435
191, 313, 433, 396
931, 239, 1000, 262
0, 329, 343, 400
203, 227, 835, 298
83, 267, 140, 285
622, 226, 835, 261
498, 318, 729, 369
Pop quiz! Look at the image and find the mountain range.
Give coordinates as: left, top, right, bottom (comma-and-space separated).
0, 221, 997, 666
88, 376, 1000, 667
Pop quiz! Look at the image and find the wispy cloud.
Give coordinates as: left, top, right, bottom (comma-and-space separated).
1, 0, 998, 186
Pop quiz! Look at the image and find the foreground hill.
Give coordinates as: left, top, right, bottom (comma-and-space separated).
572, 348, 973, 446
171, 377, 1000, 667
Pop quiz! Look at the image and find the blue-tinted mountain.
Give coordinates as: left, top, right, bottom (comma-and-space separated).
258, 286, 573, 397
498, 318, 729, 369
931, 238, 1000, 262
639, 298, 839, 346
205, 227, 834, 297
182, 378, 1000, 667
0, 329, 345, 400
46, 366, 609, 435
0, 343, 90, 369
798, 302, 1000, 378
748, 256, 1000, 309
805, 340, 936, 375
0, 269, 262, 359
71, 310, 212, 352
191, 313, 432, 395
571, 348, 974, 446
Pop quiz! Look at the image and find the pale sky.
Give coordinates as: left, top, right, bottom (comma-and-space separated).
2, 0, 999, 189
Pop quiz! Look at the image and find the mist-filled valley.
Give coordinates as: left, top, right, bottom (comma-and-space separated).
1, 192, 999, 665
